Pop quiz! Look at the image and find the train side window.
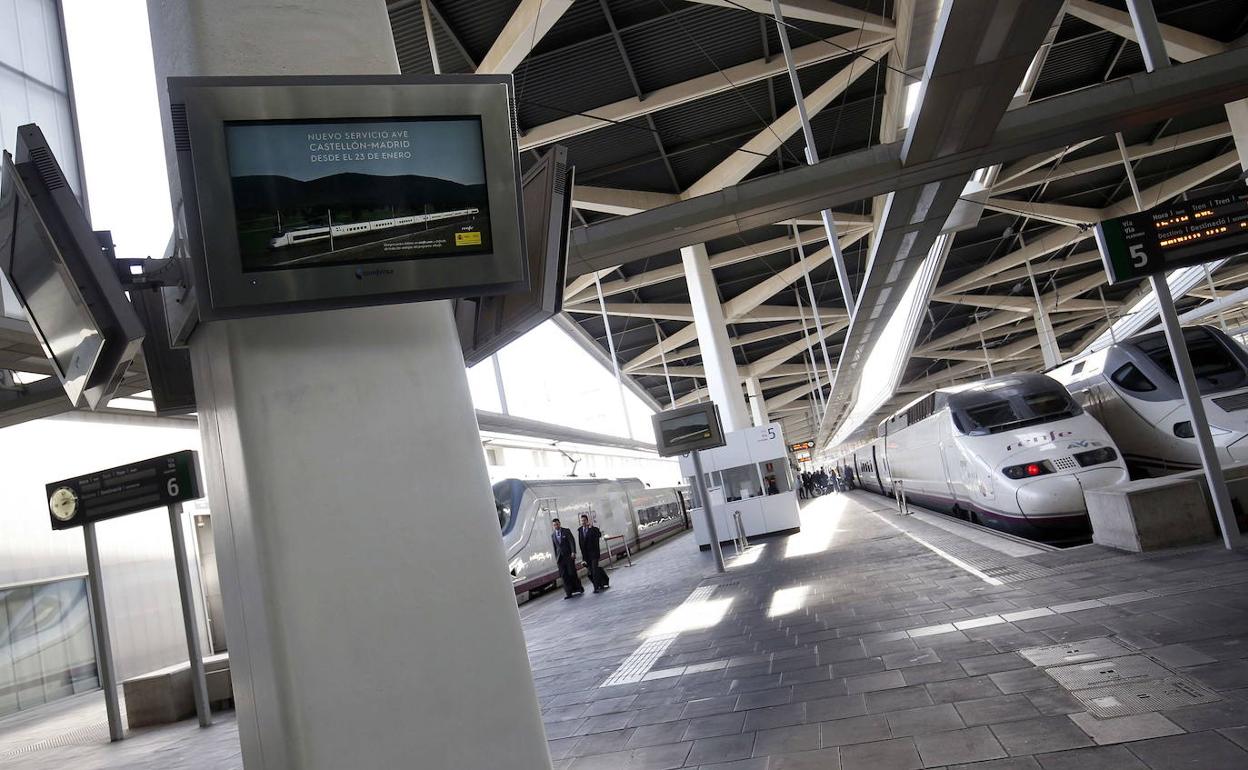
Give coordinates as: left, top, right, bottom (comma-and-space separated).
1111, 362, 1156, 393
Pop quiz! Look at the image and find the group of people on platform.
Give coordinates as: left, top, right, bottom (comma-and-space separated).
550, 515, 611, 599
797, 464, 856, 499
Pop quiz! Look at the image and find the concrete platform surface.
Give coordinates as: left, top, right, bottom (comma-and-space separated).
7, 492, 1248, 769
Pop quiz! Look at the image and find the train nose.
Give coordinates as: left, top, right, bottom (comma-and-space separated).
1016, 475, 1084, 516
1227, 435, 1248, 463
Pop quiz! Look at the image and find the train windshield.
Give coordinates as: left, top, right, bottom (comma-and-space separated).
950, 377, 1081, 436
492, 480, 518, 534
1135, 328, 1248, 394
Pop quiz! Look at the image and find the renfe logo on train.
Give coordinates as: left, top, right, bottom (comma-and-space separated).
1005, 430, 1073, 451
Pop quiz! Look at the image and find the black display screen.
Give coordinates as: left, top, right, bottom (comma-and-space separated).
660, 412, 715, 450
0, 152, 103, 406
224, 116, 493, 272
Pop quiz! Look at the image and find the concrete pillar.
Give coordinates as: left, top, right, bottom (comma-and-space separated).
680, 243, 750, 431
146, 2, 551, 769
746, 376, 769, 427
1225, 99, 1248, 172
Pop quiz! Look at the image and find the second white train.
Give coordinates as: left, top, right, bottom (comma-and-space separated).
493, 477, 688, 598
841, 373, 1129, 543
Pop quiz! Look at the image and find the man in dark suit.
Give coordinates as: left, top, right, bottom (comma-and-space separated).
551, 518, 583, 599
578, 514, 610, 594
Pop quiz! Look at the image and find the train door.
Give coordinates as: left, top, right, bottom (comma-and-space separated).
871, 444, 884, 492
936, 413, 963, 507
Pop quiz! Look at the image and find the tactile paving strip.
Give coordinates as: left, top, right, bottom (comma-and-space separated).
1019, 637, 1133, 667
600, 584, 719, 687
873, 512, 1059, 583
1045, 655, 1171, 691
0, 722, 111, 759
1074, 677, 1222, 718
601, 634, 679, 687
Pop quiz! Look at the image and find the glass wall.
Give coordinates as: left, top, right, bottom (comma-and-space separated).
468, 319, 657, 442
0, 0, 85, 320
0, 576, 98, 717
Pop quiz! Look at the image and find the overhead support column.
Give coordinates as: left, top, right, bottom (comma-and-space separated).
146, 1, 553, 768
1025, 259, 1061, 369
771, 0, 856, 317
746, 377, 770, 427
1125, 0, 1240, 550
1226, 99, 1248, 170
680, 243, 751, 432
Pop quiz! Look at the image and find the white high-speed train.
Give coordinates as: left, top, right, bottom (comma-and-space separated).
268, 207, 480, 248
840, 374, 1129, 543
1051, 325, 1248, 477
493, 478, 689, 598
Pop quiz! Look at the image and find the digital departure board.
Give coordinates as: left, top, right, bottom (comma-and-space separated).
789, 441, 814, 452
46, 450, 203, 530
1096, 190, 1248, 284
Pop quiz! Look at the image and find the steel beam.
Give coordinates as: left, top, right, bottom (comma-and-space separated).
564, 45, 1248, 278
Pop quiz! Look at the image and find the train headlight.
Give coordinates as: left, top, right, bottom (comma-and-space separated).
1002, 461, 1053, 479
1074, 447, 1118, 467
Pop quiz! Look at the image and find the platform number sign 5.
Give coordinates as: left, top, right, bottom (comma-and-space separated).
1096, 190, 1248, 284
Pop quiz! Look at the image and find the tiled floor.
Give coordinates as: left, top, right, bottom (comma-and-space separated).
523, 492, 1248, 769
7, 491, 1248, 768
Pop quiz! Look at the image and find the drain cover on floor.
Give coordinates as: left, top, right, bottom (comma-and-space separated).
1020, 637, 1132, 667
1046, 655, 1171, 690
1073, 676, 1222, 718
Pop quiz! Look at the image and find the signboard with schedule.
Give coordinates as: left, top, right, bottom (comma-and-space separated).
1096, 190, 1248, 284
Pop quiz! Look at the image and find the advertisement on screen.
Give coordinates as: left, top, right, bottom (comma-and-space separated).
225, 117, 492, 272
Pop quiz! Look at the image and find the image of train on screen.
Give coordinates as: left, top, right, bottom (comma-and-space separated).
268, 207, 480, 248
838, 373, 1129, 544
493, 477, 690, 599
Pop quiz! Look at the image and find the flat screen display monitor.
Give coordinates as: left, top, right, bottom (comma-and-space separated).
0, 124, 144, 409
458, 145, 572, 367
170, 75, 528, 320
652, 402, 727, 458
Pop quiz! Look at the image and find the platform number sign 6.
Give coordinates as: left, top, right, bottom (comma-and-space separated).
167, 477, 180, 497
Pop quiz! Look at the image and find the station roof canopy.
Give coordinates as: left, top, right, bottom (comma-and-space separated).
3, 1, 1248, 451
387, 0, 1248, 450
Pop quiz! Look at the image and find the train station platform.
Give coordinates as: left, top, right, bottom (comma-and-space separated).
7, 492, 1248, 769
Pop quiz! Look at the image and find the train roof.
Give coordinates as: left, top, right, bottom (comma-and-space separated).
493, 476, 646, 490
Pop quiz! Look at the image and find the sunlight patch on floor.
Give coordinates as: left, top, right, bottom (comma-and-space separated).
784, 494, 848, 558
767, 585, 811, 618
728, 543, 766, 567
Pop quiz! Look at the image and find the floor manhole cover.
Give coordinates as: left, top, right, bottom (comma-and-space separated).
1020, 637, 1132, 667
1046, 655, 1171, 690
1074, 677, 1221, 718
